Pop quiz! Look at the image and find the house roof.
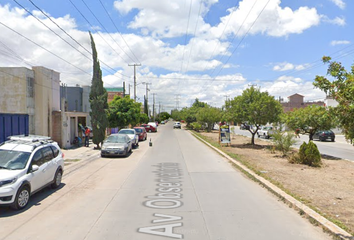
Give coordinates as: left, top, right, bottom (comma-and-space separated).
288, 93, 304, 98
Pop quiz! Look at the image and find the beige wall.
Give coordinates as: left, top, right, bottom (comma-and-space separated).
0, 67, 32, 114
32, 67, 60, 137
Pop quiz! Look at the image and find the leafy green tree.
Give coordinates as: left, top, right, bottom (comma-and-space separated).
197, 106, 221, 132
184, 98, 208, 127
140, 113, 149, 124
225, 87, 283, 145
89, 32, 108, 149
107, 96, 143, 129
314, 56, 354, 142
284, 105, 334, 141
158, 112, 171, 121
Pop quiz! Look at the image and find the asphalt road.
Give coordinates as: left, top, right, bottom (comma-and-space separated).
0, 122, 332, 240
232, 127, 354, 162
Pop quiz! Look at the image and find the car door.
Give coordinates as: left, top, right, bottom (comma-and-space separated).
28, 148, 49, 192
42, 146, 57, 184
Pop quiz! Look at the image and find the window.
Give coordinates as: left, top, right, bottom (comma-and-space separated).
32, 150, 45, 166
50, 146, 59, 158
42, 147, 54, 162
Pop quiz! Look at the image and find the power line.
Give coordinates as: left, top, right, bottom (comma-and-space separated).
0, 21, 92, 76
14, 0, 127, 84
80, 0, 138, 64
97, 0, 140, 64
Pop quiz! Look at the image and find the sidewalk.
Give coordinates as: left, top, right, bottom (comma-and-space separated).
61, 140, 99, 169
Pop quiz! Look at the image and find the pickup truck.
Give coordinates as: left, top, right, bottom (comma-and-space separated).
257, 126, 274, 139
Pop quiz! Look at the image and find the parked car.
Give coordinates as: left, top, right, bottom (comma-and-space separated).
118, 129, 139, 148
160, 121, 165, 124
257, 126, 274, 139
0, 135, 64, 210
313, 130, 335, 142
141, 124, 157, 133
148, 122, 158, 128
173, 122, 181, 129
133, 127, 147, 141
101, 134, 132, 157
240, 123, 250, 130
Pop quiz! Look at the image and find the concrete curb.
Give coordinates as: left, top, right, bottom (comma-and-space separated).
190, 131, 353, 240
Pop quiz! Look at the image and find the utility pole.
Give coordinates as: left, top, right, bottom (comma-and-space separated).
128, 63, 141, 101
152, 93, 157, 121
128, 84, 131, 97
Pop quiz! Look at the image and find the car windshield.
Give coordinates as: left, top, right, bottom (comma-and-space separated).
0, 149, 31, 170
134, 128, 142, 133
104, 135, 127, 143
119, 130, 134, 135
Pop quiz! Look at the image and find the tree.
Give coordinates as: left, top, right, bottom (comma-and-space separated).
89, 32, 108, 149
314, 56, 354, 142
107, 96, 143, 129
184, 98, 208, 127
197, 106, 221, 132
283, 105, 334, 141
158, 112, 171, 121
225, 87, 283, 145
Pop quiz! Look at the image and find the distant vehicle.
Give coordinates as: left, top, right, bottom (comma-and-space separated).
313, 130, 335, 142
240, 123, 250, 130
160, 121, 165, 124
118, 129, 139, 148
133, 127, 147, 141
257, 126, 274, 139
173, 122, 181, 129
101, 134, 132, 157
141, 124, 157, 133
0, 135, 64, 210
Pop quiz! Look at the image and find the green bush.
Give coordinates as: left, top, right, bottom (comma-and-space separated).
271, 130, 296, 156
190, 122, 201, 131
298, 141, 322, 167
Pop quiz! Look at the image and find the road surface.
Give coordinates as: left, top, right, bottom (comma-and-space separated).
0, 122, 332, 240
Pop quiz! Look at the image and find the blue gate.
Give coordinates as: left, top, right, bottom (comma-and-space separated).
0, 113, 29, 144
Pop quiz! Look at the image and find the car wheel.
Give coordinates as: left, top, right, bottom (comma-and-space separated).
331, 138, 335, 142
12, 185, 30, 210
257, 134, 260, 138
51, 169, 63, 189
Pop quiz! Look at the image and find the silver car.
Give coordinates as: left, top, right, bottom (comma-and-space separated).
101, 134, 133, 157
118, 129, 139, 148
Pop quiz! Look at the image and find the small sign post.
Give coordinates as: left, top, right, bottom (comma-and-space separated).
219, 124, 231, 146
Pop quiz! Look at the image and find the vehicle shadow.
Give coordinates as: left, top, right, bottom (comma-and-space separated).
0, 183, 66, 217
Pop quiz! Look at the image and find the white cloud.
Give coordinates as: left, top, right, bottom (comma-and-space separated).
114, 0, 216, 38
211, 0, 321, 38
331, 40, 350, 46
273, 62, 310, 72
323, 16, 346, 26
330, 0, 346, 9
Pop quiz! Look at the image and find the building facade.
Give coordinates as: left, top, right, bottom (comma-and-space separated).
0, 66, 60, 137
281, 93, 324, 112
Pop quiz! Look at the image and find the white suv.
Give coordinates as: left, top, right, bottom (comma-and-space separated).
0, 135, 64, 210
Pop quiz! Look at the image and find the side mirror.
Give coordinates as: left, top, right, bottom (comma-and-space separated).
31, 165, 39, 172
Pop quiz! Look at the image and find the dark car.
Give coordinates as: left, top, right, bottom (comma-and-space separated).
134, 127, 147, 141
313, 130, 335, 142
240, 123, 250, 130
141, 124, 157, 132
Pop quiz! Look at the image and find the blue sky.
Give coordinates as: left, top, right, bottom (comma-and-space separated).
0, 0, 353, 111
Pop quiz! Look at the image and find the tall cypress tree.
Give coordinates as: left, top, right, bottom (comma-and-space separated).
89, 32, 108, 149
